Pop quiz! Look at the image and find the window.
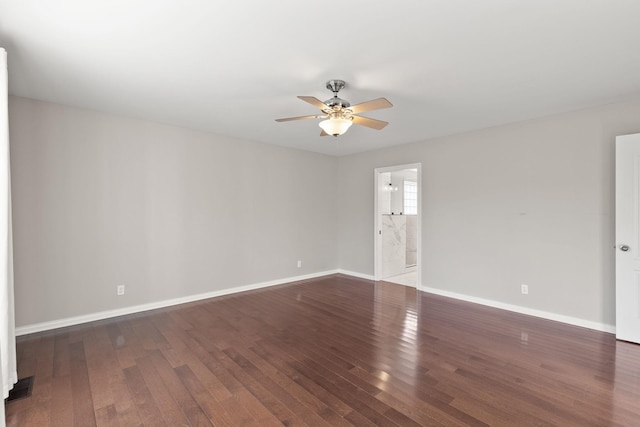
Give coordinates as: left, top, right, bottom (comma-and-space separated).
404, 180, 417, 215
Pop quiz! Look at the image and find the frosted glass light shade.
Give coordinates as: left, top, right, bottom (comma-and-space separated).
319, 118, 352, 136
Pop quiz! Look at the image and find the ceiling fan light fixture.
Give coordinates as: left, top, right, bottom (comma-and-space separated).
319, 117, 352, 136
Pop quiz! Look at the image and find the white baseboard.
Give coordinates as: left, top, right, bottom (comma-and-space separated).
15, 269, 340, 336
336, 269, 375, 280
337, 274, 614, 333
16, 270, 616, 337
421, 286, 616, 334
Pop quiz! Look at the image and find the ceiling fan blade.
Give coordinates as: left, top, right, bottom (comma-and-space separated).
320, 130, 329, 136
275, 114, 322, 122
351, 115, 389, 130
298, 96, 328, 110
348, 98, 393, 114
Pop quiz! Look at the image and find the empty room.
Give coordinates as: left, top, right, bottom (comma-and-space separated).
1, 1, 640, 426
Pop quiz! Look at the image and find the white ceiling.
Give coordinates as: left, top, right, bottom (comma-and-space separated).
2, 1, 640, 156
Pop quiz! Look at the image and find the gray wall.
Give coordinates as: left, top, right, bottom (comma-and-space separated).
338, 98, 640, 327
11, 95, 640, 330
10, 96, 338, 327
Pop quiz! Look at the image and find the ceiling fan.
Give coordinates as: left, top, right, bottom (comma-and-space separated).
275, 80, 393, 137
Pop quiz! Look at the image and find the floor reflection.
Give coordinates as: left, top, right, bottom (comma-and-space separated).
373, 281, 421, 391
384, 271, 417, 287
608, 339, 640, 425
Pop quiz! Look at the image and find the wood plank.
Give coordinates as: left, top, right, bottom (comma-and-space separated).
5, 275, 640, 426
122, 365, 167, 426
68, 342, 97, 426
135, 354, 192, 426
147, 349, 214, 426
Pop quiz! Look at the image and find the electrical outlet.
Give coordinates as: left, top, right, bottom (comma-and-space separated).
521, 284, 528, 295
297, 260, 302, 268
117, 285, 125, 296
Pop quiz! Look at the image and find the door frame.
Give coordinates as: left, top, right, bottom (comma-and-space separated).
374, 163, 422, 289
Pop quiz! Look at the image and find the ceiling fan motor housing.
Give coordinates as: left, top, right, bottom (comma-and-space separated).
324, 97, 351, 109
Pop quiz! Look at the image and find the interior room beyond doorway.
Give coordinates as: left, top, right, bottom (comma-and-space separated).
377, 166, 419, 287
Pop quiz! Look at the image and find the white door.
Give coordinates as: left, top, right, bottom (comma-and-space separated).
616, 133, 640, 343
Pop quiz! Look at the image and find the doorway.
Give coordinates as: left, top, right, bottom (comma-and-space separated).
374, 163, 421, 289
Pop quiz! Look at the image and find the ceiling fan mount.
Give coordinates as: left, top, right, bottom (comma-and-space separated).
275, 80, 392, 137
326, 79, 346, 93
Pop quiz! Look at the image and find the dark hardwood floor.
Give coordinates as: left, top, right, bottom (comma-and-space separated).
5, 274, 640, 426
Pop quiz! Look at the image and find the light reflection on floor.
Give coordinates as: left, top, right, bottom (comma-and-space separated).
373, 281, 421, 391
384, 271, 417, 287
